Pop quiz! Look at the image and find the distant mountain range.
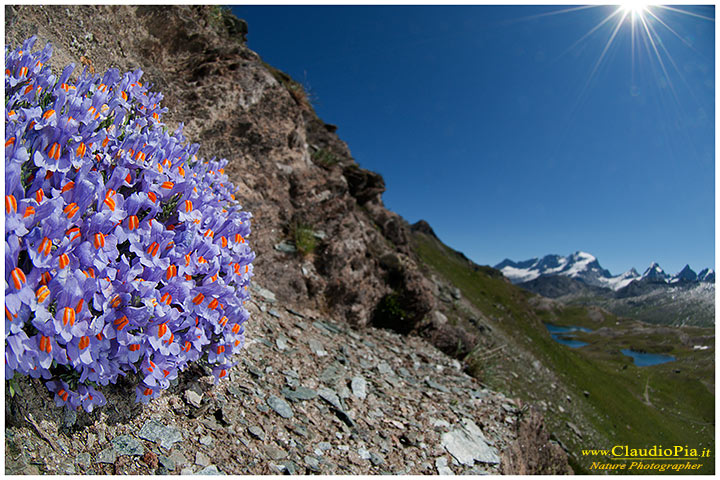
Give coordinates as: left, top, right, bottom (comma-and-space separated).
495, 251, 714, 291
495, 252, 715, 326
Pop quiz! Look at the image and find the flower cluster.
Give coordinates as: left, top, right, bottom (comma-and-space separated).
5, 37, 255, 412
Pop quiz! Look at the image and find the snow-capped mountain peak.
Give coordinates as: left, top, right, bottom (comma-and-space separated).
641, 262, 669, 282
496, 252, 615, 289
698, 268, 715, 283
496, 254, 711, 291
670, 264, 698, 283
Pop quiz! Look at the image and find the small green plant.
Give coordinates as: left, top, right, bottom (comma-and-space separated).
372, 292, 411, 333
311, 148, 338, 168
291, 222, 317, 256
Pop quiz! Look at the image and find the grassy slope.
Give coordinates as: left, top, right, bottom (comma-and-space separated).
412, 232, 714, 474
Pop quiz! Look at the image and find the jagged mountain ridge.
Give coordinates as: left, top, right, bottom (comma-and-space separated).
498, 252, 715, 326
496, 251, 714, 291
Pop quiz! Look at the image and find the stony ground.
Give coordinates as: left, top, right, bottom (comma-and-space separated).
5, 282, 536, 475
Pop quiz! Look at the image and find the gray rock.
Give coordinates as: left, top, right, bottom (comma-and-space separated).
195, 451, 211, 467
96, 447, 116, 464
246, 364, 264, 378
469, 389, 487, 399
358, 447, 371, 460
265, 446, 288, 460
274, 242, 297, 253
75, 452, 91, 467
248, 426, 265, 440
317, 387, 343, 410
138, 420, 183, 450
292, 424, 309, 437
169, 450, 189, 468
377, 361, 394, 375
111, 435, 144, 456
86, 433, 96, 449
60, 460, 76, 475
308, 339, 327, 356
256, 403, 270, 413
250, 284, 277, 304
451, 287, 462, 300
440, 419, 499, 466
267, 395, 294, 418
200, 435, 213, 446
435, 457, 455, 475
370, 452, 385, 466
567, 422, 583, 439
313, 319, 343, 334
281, 461, 297, 475
268, 309, 281, 318
304, 455, 320, 471
320, 364, 344, 384
433, 311, 449, 325
398, 367, 414, 380
338, 385, 351, 399
185, 390, 203, 408
276, 335, 288, 350
158, 455, 176, 472
351, 376, 368, 400
197, 465, 221, 475
282, 386, 317, 402
317, 442, 332, 451
180, 467, 195, 475
432, 418, 451, 428
425, 378, 450, 393
56, 436, 70, 454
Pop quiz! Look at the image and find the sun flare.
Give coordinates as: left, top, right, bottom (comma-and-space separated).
619, 1, 649, 16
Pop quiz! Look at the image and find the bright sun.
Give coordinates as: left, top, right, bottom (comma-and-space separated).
620, 1, 649, 16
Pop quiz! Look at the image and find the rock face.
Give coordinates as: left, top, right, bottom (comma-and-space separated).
4, 5, 570, 475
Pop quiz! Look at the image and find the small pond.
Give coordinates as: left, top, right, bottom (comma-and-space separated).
544, 323, 591, 349
621, 349, 675, 367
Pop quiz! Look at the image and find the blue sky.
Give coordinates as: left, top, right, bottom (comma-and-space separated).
232, 5, 715, 275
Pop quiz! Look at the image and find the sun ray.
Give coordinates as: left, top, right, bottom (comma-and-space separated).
581, 9, 629, 97
550, 7, 624, 65
501, 5, 600, 25
655, 5, 715, 22
630, 6, 637, 86
642, 10, 703, 106
644, 8, 700, 52
637, 11, 680, 105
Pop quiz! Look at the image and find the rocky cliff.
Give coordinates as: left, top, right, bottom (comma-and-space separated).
5, 5, 570, 474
